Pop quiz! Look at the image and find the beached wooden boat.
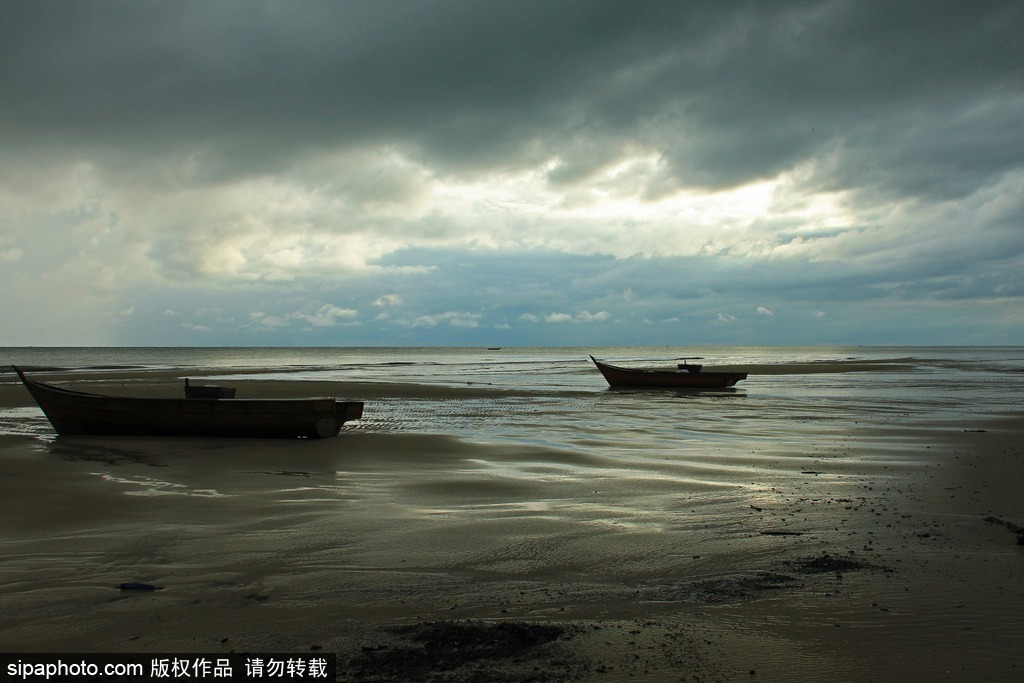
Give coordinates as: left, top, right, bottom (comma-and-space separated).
589, 355, 747, 389
184, 378, 236, 399
13, 367, 363, 439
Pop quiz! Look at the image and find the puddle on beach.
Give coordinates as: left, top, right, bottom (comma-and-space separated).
0, 407, 51, 437
97, 472, 229, 498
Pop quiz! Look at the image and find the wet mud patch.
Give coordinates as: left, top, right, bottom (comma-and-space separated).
646, 571, 798, 604
983, 515, 1024, 545
785, 552, 887, 575
644, 553, 892, 604
250, 470, 315, 478
342, 620, 584, 683
48, 442, 166, 467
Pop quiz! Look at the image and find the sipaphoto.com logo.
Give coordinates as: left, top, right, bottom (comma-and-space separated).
0, 653, 336, 682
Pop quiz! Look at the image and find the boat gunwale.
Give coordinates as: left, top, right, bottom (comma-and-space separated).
13, 367, 340, 404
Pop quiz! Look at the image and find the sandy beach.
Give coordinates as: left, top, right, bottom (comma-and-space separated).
1, 365, 1022, 681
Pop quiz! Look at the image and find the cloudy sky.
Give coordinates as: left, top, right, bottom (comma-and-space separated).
2, 1, 1021, 346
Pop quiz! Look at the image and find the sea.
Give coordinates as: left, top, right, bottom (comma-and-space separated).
2, 345, 1023, 451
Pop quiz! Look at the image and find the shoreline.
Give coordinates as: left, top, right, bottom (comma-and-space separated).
1, 372, 1022, 680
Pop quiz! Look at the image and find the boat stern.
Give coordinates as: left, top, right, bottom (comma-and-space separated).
338, 400, 364, 422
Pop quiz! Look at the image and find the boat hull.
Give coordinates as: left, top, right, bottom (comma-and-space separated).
14, 368, 363, 439
590, 356, 746, 389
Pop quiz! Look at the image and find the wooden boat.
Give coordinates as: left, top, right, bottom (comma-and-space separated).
13, 367, 363, 439
184, 378, 236, 399
589, 355, 747, 389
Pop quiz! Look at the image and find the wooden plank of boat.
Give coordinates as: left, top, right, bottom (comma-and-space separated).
589, 355, 747, 389
13, 366, 363, 439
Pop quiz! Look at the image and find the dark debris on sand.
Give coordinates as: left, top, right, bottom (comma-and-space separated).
645, 553, 892, 604
342, 620, 585, 683
785, 552, 886, 575
983, 515, 1024, 544
340, 555, 895, 680
664, 571, 799, 603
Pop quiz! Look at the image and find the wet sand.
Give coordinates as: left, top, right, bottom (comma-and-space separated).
1, 368, 1022, 681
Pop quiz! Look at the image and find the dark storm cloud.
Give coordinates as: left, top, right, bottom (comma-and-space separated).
2, 0, 1022, 345
3, 0, 1020, 198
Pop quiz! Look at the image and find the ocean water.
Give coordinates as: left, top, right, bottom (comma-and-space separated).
3, 345, 1022, 451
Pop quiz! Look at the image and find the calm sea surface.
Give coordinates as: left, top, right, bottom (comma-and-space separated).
2, 342, 1024, 438
2, 346, 1023, 451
